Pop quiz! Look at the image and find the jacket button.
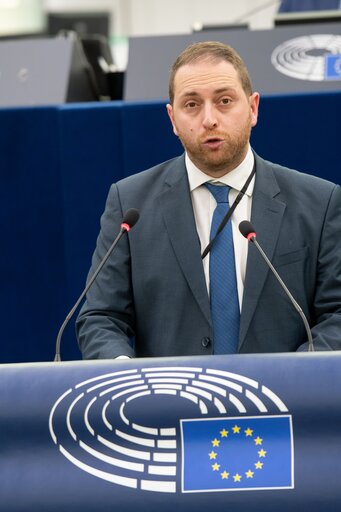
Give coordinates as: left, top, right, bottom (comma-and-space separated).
201, 337, 212, 348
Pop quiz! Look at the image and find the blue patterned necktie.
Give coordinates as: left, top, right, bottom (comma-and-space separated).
204, 183, 240, 354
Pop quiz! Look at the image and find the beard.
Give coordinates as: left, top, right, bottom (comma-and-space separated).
176, 116, 252, 177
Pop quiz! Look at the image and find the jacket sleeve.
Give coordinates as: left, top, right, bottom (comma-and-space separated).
298, 184, 341, 351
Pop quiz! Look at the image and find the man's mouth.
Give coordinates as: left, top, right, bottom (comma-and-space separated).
202, 137, 225, 149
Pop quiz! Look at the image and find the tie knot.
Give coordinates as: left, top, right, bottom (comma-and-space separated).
204, 183, 230, 204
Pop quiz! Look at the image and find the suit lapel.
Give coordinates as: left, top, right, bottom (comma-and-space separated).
158, 156, 211, 325
239, 156, 286, 348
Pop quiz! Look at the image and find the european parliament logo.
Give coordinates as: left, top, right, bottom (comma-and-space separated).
271, 34, 341, 82
181, 415, 293, 492
49, 366, 294, 494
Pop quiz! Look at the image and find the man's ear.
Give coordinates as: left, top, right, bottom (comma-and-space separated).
166, 103, 179, 136
250, 92, 260, 128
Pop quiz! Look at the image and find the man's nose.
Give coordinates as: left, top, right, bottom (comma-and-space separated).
202, 104, 218, 129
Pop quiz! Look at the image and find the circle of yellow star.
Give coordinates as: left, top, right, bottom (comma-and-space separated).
209, 425, 267, 483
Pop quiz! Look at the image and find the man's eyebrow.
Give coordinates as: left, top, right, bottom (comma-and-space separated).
180, 87, 236, 98
214, 87, 236, 94
180, 91, 201, 98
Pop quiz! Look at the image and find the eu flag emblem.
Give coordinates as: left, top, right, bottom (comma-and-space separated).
325, 54, 341, 80
181, 415, 293, 492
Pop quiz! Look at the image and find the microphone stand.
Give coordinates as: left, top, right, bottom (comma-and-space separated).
54, 226, 129, 362
250, 235, 314, 352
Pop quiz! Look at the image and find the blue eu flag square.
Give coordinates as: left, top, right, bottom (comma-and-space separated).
181, 415, 293, 492
325, 54, 341, 80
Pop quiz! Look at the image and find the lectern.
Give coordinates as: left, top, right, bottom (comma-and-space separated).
1, 353, 340, 511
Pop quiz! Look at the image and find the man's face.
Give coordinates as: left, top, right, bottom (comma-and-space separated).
167, 58, 259, 177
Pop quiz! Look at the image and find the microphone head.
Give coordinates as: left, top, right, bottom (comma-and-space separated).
239, 220, 256, 241
122, 208, 140, 229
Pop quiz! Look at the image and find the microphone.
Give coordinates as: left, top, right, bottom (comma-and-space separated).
54, 208, 140, 362
239, 220, 314, 352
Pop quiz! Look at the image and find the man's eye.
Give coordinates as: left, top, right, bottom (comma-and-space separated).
220, 98, 231, 105
185, 101, 198, 109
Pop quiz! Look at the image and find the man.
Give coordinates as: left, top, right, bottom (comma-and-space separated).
76, 41, 341, 359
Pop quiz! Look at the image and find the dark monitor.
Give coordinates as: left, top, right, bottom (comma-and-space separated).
0, 34, 99, 107
80, 34, 124, 100
274, 9, 341, 25
48, 12, 110, 37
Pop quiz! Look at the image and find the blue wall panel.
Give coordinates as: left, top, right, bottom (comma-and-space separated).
251, 92, 340, 184
56, 103, 125, 360
0, 107, 67, 363
58, 104, 124, 309
120, 101, 182, 177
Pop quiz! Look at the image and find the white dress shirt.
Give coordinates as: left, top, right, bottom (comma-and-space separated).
186, 145, 255, 310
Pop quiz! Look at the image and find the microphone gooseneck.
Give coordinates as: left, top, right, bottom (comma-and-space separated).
54, 208, 140, 362
239, 220, 315, 352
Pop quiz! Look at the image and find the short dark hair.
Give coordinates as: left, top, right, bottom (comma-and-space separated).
169, 41, 253, 104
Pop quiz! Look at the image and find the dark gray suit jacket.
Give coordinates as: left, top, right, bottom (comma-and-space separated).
76, 153, 341, 358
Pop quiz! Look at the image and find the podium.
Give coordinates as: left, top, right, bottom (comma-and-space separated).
1, 353, 341, 511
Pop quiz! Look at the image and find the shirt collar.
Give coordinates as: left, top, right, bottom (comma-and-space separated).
186, 145, 255, 196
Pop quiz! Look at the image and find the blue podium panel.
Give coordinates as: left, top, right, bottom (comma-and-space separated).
1, 353, 341, 511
